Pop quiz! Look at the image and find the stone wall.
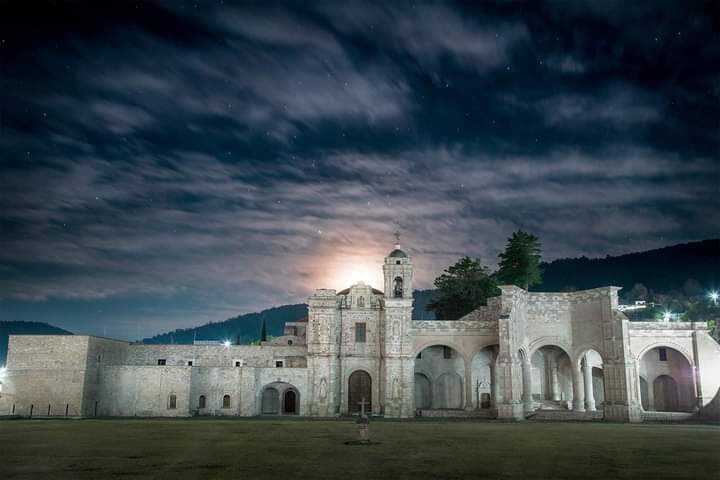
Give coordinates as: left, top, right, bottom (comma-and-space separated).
1, 336, 92, 416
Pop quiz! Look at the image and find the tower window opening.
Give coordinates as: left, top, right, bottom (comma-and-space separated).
659, 348, 667, 361
443, 346, 452, 359
393, 276, 403, 298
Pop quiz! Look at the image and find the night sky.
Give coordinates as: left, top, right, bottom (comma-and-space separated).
1, 1, 718, 340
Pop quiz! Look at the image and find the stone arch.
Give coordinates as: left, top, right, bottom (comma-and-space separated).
415, 344, 465, 410
528, 339, 574, 361
635, 342, 695, 368
348, 370, 372, 414
530, 344, 575, 408
638, 346, 695, 412
414, 340, 466, 359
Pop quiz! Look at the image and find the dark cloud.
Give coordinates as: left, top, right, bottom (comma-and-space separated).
0, 1, 718, 339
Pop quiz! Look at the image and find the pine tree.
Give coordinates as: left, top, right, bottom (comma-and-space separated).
427, 256, 500, 320
259, 318, 267, 342
496, 230, 542, 290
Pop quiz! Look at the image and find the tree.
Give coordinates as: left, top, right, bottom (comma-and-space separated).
496, 230, 542, 290
427, 257, 500, 320
259, 318, 267, 342
625, 283, 649, 303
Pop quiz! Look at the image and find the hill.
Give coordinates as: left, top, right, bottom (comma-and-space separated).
143, 240, 716, 343
536, 239, 719, 295
144, 291, 438, 345
142, 304, 308, 345
0, 321, 73, 365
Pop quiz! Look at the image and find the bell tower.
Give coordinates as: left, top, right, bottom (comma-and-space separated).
383, 230, 413, 298
381, 231, 415, 417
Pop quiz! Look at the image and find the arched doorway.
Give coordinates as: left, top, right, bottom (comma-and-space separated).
415, 344, 465, 410
261, 387, 280, 414
653, 375, 680, 412
414, 373, 431, 409
531, 345, 574, 409
283, 390, 298, 414
471, 347, 496, 410
348, 370, 372, 414
575, 348, 605, 411
638, 346, 694, 412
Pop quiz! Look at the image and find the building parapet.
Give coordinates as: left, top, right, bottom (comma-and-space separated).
628, 321, 708, 331
410, 320, 498, 333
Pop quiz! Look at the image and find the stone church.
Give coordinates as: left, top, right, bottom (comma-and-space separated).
1, 241, 719, 422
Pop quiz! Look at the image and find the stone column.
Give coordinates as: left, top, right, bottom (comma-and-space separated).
583, 355, 596, 411
549, 354, 561, 402
521, 358, 533, 413
464, 356, 473, 410
572, 363, 585, 412
489, 361, 497, 408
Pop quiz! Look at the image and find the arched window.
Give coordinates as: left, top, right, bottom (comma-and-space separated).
168, 394, 177, 410
198, 395, 206, 409
357, 296, 365, 307
393, 276, 403, 298
222, 395, 231, 409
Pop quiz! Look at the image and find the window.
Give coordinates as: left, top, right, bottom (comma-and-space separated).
198, 395, 206, 409
393, 276, 403, 298
396, 260, 401, 265
275, 360, 284, 368
287, 340, 293, 345
659, 348, 667, 361
355, 323, 367, 343
357, 296, 365, 307
235, 361, 242, 367
187, 360, 193, 366
168, 394, 177, 409
222, 395, 231, 409
157, 359, 166, 366
443, 346, 452, 359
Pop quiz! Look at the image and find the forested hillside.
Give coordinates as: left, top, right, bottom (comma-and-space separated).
537, 239, 718, 294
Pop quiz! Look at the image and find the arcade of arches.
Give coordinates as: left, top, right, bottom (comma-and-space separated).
413, 344, 607, 413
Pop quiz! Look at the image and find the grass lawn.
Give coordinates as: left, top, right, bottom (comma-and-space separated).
0, 419, 718, 479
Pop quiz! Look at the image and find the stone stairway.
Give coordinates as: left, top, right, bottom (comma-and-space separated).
417, 409, 496, 419
528, 409, 604, 421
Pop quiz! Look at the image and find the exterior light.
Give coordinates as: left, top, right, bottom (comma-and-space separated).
709, 291, 719, 305
662, 311, 672, 322
223, 340, 231, 348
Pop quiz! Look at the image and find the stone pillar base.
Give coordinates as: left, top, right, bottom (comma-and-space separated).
497, 402, 525, 420
604, 403, 642, 422
572, 399, 585, 412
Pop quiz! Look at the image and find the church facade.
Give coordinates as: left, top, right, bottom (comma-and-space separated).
1, 242, 719, 422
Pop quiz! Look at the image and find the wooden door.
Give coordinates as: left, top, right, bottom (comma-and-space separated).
283, 390, 297, 414
348, 370, 372, 414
